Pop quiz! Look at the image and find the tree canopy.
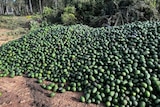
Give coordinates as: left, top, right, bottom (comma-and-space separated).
0, 0, 160, 26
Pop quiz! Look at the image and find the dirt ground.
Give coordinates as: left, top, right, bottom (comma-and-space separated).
0, 29, 104, 107
0, 29, 13, 46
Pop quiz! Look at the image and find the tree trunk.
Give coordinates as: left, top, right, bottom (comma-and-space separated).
26, 4, 29, 15
54, 0, 58, 13
5, 0, 9, 15
29, 0, 33, 14
2, 3, 3, 14
0, 3, 2, 14
39, 0, 42, 14
54, 0, 58, 8
18, 4, 21, 15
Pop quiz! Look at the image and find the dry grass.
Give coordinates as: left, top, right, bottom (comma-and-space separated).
0, 16, 32, 37
0, 16, 31, 29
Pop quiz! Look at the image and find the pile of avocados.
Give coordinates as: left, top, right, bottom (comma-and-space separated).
0, 21, 160, 107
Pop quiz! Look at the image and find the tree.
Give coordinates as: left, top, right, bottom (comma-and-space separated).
29, 0, 33, 14
0, 0, 5, 14
13, 0, 25, 15
61, 6, 77, 25
39, 0, 42, 13
5, 0, 9, 14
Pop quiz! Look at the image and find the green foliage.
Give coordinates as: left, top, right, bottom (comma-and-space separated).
42, 7, 54, 18
61, 13, 77, 25
29, 20, 40, 31
145, 0, 157, 8
29, 20, 50, 31
64, 6, 76, 14
42, 6, 60, 23
31, 14, 42, 21
61, 6, 77, 25
0, 21, 160, 106
2, 0, 160, 26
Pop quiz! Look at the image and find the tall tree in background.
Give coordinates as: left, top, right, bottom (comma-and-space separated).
14, 0, 25, 15
0, 0, 5, 14
39, 0, 42, 13
54, 0, 58, 11
29, 0, 33, 13
5, 0, 9, 14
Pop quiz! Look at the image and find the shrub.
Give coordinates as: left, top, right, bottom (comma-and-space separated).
61, 6, 77, 25
64, 6, 76, 14
42, 7, 54, 18
31, 14, 42, 22
61, 13, 77, 25
42, 7, 60, 23
29, 20, 40, 30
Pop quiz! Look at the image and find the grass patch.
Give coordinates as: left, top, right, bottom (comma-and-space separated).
0, 16, 32, 30
0, 16, 36, 37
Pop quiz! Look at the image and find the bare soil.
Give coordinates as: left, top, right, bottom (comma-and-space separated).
0, 29, 105, 107
0, 29, 20, 46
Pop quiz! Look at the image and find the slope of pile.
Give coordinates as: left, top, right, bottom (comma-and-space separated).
0, 21, 160, 107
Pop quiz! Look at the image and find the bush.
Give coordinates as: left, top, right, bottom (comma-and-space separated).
64, 6, 76, 14
31, 14, 42, 22
42, 7, 60, 23
61, 6, 77, 25
61, 13, 77, 25
42, 7, 54, 18
29, 20, 40, 30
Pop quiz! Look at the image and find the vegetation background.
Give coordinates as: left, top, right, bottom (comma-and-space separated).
0, 0, 160, 27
